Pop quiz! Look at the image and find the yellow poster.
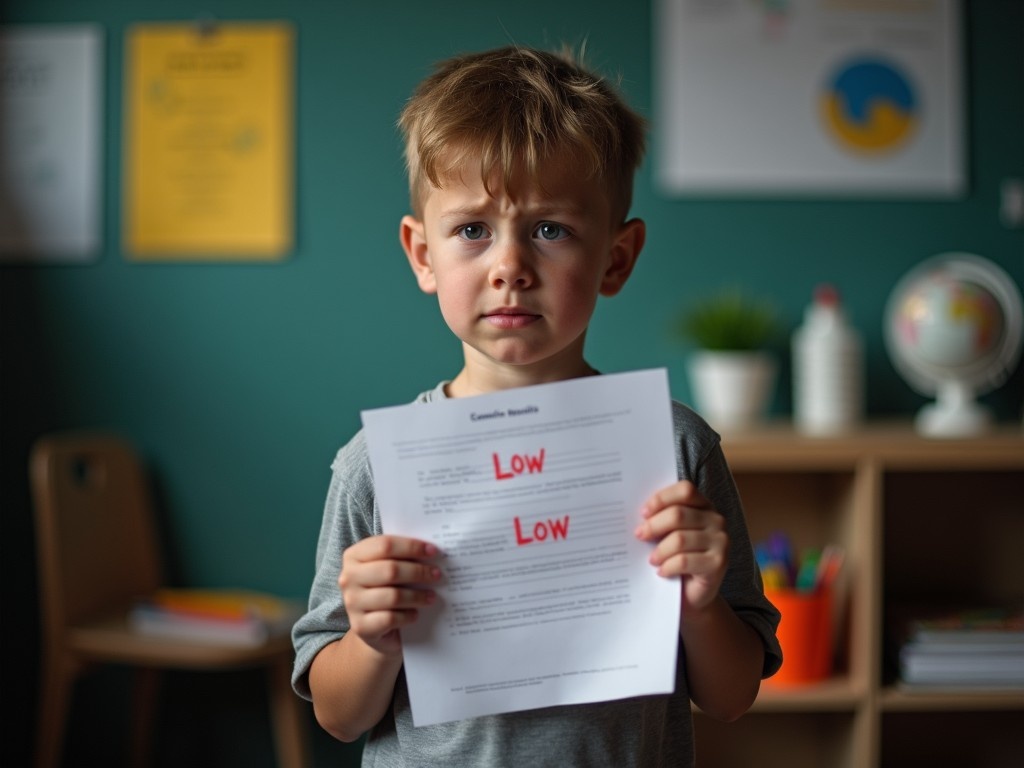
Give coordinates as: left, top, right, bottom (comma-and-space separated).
124, 21, 293, 260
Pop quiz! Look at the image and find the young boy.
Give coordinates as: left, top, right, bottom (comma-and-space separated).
292, 45, 782, 766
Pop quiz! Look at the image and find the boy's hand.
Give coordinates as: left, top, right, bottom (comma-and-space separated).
339, 535, 441, 656
635, 481, 727, 613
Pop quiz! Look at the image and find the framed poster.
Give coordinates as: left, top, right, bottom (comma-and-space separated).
0, 24, 103, 261
123, 21, 294, 260
654, 0, 964, 197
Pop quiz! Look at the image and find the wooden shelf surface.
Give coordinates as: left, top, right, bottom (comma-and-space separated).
719, 421, 1024, 470
880, 686, 1024, 712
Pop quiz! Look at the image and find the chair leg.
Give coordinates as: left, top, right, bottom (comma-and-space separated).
267, 658, 309, 768
127, 667, 160, 768
35, 655, 73, 768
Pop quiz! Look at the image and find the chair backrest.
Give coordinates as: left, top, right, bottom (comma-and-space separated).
31, 432, 164, 639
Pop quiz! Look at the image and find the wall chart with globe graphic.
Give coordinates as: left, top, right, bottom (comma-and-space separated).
655, 0, 963, 196
822, 57, 918, 155
885, 254, 1023, 437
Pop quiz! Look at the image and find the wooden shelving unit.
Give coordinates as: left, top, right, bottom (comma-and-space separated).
693, 423, 1024, 768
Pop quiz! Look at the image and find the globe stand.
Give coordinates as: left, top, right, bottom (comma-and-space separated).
916, 380, 992, 438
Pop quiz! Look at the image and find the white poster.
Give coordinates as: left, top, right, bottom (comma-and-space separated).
654, 0, 964, 197
0, 25, 103, 260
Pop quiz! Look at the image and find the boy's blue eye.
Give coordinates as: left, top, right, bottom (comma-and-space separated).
536, 222, 566, 240
460, 224, 487, 241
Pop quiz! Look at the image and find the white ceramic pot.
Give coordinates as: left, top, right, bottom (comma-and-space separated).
687, 350, 777, 431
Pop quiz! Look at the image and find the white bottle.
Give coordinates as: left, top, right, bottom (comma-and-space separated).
792, 284, 864, 434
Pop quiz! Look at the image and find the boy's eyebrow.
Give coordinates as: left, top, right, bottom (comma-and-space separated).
437, 197, 588, 219
436, 202, 490, 219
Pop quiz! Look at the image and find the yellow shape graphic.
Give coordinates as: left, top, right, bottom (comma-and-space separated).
822, 94, 917, 155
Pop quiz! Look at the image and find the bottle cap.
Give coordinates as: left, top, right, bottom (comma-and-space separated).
814, 283, 840, 307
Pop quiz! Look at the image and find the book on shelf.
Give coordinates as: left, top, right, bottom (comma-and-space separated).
905, 605, 1024, 645
899, 648, 1024, 685
896, 604, 1024, 689
129, 588, 304, 647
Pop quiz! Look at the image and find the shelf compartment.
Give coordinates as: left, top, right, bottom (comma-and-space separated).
695, 710, 862, 768
882, 469, 1024, 694
883, 469, 1024, 609
880, 710, 1024, 768
733, 469, 870, 691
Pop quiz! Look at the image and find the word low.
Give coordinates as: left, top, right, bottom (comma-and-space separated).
492, 448, 545, 480
514, 515, 570, 546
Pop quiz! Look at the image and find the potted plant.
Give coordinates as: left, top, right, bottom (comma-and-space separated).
674, 290, 784, 430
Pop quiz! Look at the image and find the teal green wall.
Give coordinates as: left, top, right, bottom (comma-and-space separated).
2, 1, 1022, 766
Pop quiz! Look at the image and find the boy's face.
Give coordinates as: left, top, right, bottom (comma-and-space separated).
401, 153, 644, 393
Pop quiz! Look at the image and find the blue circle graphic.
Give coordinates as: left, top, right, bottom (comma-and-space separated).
821, 57, 918, 153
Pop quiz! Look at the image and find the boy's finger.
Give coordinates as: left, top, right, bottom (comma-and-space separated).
360, 559, 442, 588
356, 585, 437, 613
351, 535, 438, 563
636, 505, 723, 541
352, 607, 421, 638
642, 481, 709, 517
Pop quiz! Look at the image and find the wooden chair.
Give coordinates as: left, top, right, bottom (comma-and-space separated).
30, 431, 310, 768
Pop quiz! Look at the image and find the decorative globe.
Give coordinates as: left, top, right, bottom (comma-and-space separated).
892, 271, 1003, 371
884, 253, 1023, 437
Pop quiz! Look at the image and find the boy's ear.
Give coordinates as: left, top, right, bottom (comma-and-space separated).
600, 218, 645, 297
400, 214, 437, 294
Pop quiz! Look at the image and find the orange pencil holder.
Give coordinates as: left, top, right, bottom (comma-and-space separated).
764, 587, 834, 686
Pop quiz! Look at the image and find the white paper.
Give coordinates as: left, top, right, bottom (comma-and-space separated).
0, 24, 103, 259
654, 0, 964, 197
361, 369, 681, 727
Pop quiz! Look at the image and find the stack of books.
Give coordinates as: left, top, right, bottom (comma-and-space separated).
129, 588, 304, 647
897, 605, 1024, 690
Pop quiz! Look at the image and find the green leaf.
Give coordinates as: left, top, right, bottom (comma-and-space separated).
674, 291, 782, 351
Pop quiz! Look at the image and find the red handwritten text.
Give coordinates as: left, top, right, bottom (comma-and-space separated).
514, 515, 570, 546
492, 448, 545, 480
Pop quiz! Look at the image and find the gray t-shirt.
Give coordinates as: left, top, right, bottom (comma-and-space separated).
292, 381, 782, 767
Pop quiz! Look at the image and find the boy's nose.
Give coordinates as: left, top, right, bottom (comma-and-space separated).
489, 241, 535, 289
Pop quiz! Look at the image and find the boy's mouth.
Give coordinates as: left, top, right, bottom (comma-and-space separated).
484, 307, 540, 329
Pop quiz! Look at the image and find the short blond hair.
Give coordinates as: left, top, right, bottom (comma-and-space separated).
398, 45, 646, 222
